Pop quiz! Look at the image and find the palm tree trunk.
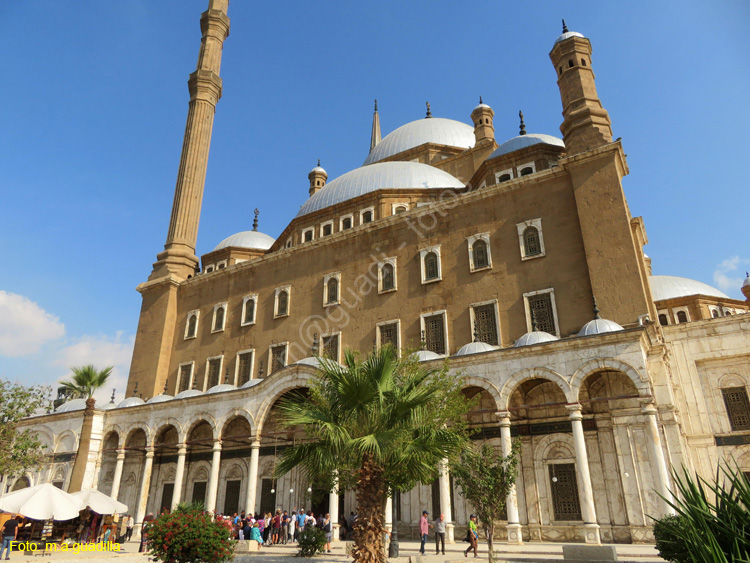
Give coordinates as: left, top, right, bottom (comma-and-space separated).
67, 397, 96, 493
352, 454, 386, 563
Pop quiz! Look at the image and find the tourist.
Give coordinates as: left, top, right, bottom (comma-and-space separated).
242, 518, 252, 542
464, 514, 479, 558
282, 510, 290, 543
323, 513, 332, 553
306, 511, 315, 529
419, 510, 431, 554
435, 513, 446, 555
1, 513, 19, 561
124, 514, 134, 541
295, 509, 305, 540
139, 513, 154, 553
257, 514, 265, 543
272, 510, 281, 544
249, 521, 263, 550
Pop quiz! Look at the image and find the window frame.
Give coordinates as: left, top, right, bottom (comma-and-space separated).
469, 299, 501, 346
516, 218, 546, 260
517, 161, 537, 177
285, 237, 293, 249
216, 260, 227, 270
420, 310, 449, 357
235, 348, 255, 386
323, 272, 341, 307
494, 168, 514, 184
721, 385, 750, 432
177, 361, 195, 394
301, 227, 315, 243
523, 288, 560, 336
320, 220, 334, 237
339, 214, 354, 231
268, 342, 289, 375
391, 203, 409, 215
274, 286, 291, 318
184, 310, 200, 340
657, 309, 671, 325
378, 257, 397, 294
419, 245, 442, 284
376, 319, 401, 356
211, 302, 228, 333
359, 207, 375, 225
467, 233, 492, 272
320, 331, 342, 362
204, 354, 224, 391
241, 294, 258, 326
673, 307, 690, 323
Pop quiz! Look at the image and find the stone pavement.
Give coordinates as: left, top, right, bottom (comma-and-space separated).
2, 538, 665, 563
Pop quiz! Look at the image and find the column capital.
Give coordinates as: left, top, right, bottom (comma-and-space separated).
212, 440, 222, 452
566, 403, 583, 419
144, 447, 155, 458
115, 448, 126, 459
176, 444, 187, 456
496, 410, 512, 425
639, 398, 658, 415
250, 439, 261, 449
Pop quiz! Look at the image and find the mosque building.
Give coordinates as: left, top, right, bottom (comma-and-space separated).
4, 0, 750, 546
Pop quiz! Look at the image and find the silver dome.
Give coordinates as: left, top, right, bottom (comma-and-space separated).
100, 400, 118, 410
577, 318, 624, 337
489, 133, 564, 159
174, 389, 205, 400
473, 103, 492, 111
455, 341, 499, 356
413, 350, 442, 362
742, 273, 750, 288
514, 331, 559, 347
146, 394, 174, 404
649, 275, 730, 302
214, 230, 276, 251
296, 357, 323, 368
117, 396, 146, 408
554, 31, 585, 45
296, 161, 464, 218
364, 118, 475, 166
240, 379, 262, 389
55, 398, 86, 413
207, 383, 237, 394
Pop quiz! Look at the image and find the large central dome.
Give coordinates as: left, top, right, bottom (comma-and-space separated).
364, 117, 475, 165
296, 161, 464, 217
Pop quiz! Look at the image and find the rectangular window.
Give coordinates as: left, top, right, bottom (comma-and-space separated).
260, 478, 276, 515
472, 303, 499, 346
178, 363, 193, 393
192, 481, 207, 505
525, 290, 559, 336
271, 344, 287, 374
423, 313, 446, 355
379, 322, 399, 350
322, 334, 339, 361
224, 480, 241, 515
549, 464, 582, 521
206, 357, 222, 389
722, 387, 750, 431
237, 351, 254, 385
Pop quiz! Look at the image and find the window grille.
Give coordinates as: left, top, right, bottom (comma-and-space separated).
271, 345, 286, 373
528, 293, 556, 335
382, 263, 395, 291
549, 464, 582, 521
424, 252, 439, 280
424, 314, 446, 355
676, 311, 688, 323
178, 364, 192, 393
362, 211, 373, 223
214, 307, 225, 331
473, 304, 498, 345
326, 278, 339, 304
472, 240, 489, 269
524, 227, 541, 256
379, 323, 399, 350
342, 217, 352, 230
277, 291, 288, 316
658, 313, 668, 325
244, 299, 255, 324
238, 352, 253, 385
322, 334, 339, 360
207, 358, 221, 388
187, 314, 197, 338
722, 387, 750, 431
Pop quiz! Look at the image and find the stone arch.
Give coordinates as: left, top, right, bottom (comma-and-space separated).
188, 462, 211, 484
101, 430, 120, 451
459, 376, 503, 412
499, 367, 573, 410
718, 373, 748, 389
218, 408, 257, 439
255, 373, 316, 435
123, 422, 152, 447
34, 426, 55, 453
153, 417, 186, 443
535, 434, 576, 461
11, 474, 32, 491
570, 358, 650, 401
55, 430, 78, 453
183, 413, 218, 440
221, 460, 246, 481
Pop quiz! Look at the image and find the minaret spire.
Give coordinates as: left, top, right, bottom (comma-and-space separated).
150, 0, 231, 281
370, 99, 381, 152
519, 110, 527, 135
252, 208, 259, 231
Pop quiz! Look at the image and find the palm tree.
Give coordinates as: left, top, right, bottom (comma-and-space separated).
61, 365, 113, 493
273, 346, 470, 563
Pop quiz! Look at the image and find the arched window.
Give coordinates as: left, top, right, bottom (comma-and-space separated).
244, 299, 255, 324
520, 166, 534, 177
326, 277, 339, 304
382, 263, 395, 291
725, 310, 733, 316
498, 173, 511, 183
581, 58, 587, 66
342, 217, 352, 230
676, 311, 688, 323
187, 314, 198, 338
322, 223, 332, 236
424, 252, 439, 280
303, 229, 313, 242
472, 240, 489, 269
568, 59, 574, 68
277, 291, 288, 316
658, 313, 668, 325
362, 210, 373, 223
213, 306, 225, 331
712, 309, 720, 319
524, 227, 541, 257
394, 206, 407, 214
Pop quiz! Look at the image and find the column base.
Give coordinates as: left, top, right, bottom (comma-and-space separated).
446, 523, 455, 544
583, 523, 601, 544
505, 523, 523, 545
332, 523, 340, 541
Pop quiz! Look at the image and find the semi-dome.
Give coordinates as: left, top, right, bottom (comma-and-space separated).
214, 230, 276, 251
578, 318, 624, 337
650, 275, 730, 302
364, 117, 475, 166
207, 383, 237, 394
413, 350, 442, 362
488, 133, 565, 159
296, 161, 464, 217
174, 389, 205, 400
117, 396, 145, 408
514, 331, 559, 347
240, 379, 262, 389
146, 394, 173, 404
55, 398, 86, 413
455, 341, 500, 356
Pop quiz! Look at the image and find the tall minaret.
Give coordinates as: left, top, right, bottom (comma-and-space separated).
370, 99, 381, 152
150, 0, 231, 281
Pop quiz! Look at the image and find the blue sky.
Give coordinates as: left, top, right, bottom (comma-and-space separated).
1, 1, 748, 401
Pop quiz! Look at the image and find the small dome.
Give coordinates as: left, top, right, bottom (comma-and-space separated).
649, 275, 730, 301
55, 398, 86, 413
364, 117, 475, 166
240, 379, 262, 389
146, 394, 173, 404
514, 331, 559, 347
310, 165, 327, 175
100, 400, 118, 410
455, 341, 500, 356
117, 396, 145, 408
554, 30, 585, 46
296, 357, 323, 368
488, 133, 565, 159
174, 389, 205, 400
214, 230, 276, 251
742, 273, 750, 289
413, 350, 442, 362
473, 103, 491, 111
296, 161, 464, 217
578, 318, 624, 337
207, 383, 237, 394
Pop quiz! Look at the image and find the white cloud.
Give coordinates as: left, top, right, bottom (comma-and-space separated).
713, 256, 750, 295
0, 291, 66, 357
54, 332, 135, 404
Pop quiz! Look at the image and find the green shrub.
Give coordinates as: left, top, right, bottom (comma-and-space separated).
146, 503, 235, 563
653, 514, 691, 563
296, 526, 327, 557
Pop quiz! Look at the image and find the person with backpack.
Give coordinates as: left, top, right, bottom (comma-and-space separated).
323, 513, 332, 553
464, 514, 479, 558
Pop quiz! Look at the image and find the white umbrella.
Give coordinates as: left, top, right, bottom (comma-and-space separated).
0, 483, 86, 521
71, 489, 128, 515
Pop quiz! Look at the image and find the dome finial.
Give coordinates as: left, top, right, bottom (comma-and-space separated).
311, 333, 319, 356
132, 381, 139, 397
473, 320, 480, 343
420, 330, 427, 350
224, 368, 230, 384
110, 388, 116, 404
479, 95, 483, 104
530, 310, 538, 332
374, 99, 378, 112
425, 101, 432, 119
317, 158, 321, 167
562, 19, 569, 33
593, 295, 601, 319
519, 110, 527, 135
163, 380, 168, 395
252, 208, 259, 231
